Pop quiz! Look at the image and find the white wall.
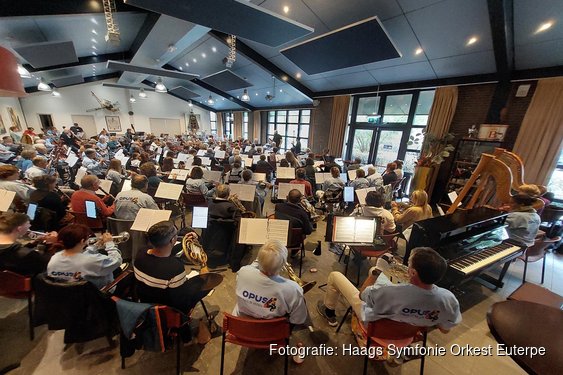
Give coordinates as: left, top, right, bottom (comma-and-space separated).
0, 96, 27, 135
18, 79, 211, 136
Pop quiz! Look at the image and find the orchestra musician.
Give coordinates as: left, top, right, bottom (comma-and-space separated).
70, 175, 115, 220
30, 175, 69, 227
82, 149, 106, 177
0, 165, 34, 204
24, 157, 50, 181
390, 189, 433, 232
114, 175, 158, 220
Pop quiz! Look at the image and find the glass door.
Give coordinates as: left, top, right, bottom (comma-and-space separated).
374, 130, 404, 172
349, 128, 375, 163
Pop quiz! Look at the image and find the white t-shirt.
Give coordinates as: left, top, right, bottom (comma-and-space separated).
358, 206, 397, 233
361, 282, 461, 329
233, 261, 308, 325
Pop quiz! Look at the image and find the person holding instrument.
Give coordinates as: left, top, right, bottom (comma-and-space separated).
46, 224, 122, 289
82, 149, 106, 177
71, 175, 115, 220
0, 212, 58, 275
30, 175, 69, 228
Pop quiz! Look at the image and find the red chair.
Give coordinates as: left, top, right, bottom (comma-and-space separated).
0, 270, 34, 340
518, 235, 560, 283
181, 192, 208, 208
69, 210, 106, 232
220, 313, 291, 375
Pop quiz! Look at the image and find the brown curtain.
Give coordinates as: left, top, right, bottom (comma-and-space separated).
233, 112, 243, 139
327, 95, 350, 156
426, 86, 458, 137
513, 77, 563, 185
252, 111, 261, 142
216, 112, 223, 138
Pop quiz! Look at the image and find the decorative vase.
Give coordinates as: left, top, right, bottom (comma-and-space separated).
411, 166, 434, 194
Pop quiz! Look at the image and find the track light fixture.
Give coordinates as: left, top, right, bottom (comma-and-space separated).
241, 88, 250, 102
138, 88, 147, 98
155, 77, 167, 93
37, 77, 51, 91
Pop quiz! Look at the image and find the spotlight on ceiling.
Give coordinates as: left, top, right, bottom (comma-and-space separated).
188, 100, 193, 107
138, 88, 148, 99
155, 77, 167, 93
37, 77, 51, 91
241, 89, 250, 102
129, 94, 136, 103
17, 64, 31, 78
51, 88, 60, 97
207, 95, 215, 106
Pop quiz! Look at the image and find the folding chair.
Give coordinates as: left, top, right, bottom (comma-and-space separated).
0, 271, 34, 340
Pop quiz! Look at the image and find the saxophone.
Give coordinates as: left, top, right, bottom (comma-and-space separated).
282, 263, 316, 293
182, 233, 209, 274
229, 194, 256, 218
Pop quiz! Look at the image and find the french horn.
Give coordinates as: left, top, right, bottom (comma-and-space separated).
182, 232, 209, 274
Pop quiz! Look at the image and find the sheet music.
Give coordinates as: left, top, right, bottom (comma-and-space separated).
131, 209, 172, 232
150, 142, 157, 151
200, 157, 211, 166
203, 169, 222, 183
155, 182, 183, 200
169, 168, 190, 181
114, 149, 124, 160
243, 157, 253, 167
252, 173, 266, 182
213, 146, 221, 152
333, 217, 356, 243
229, 184, 256, 202
74, 167, 88, 185
253, 155, 262, 164
266, 219, 289, 246
313, 161, 324, 168
448, 191, 462, 207
277, 183, 304, 199
177, 153, 189, 162
156, 147, 163, 155
275, 154, 284, 162
340, 173, 348, 183
244, 146, 251, 153
120, 157, 130, 167
96, 179, 114, 196
214, 150, 226, 159
191, 206, 208, 229
65, 153, 79, 168
354, 219, 375, 243
238, 218, 268, 244
0, 189, 16, 212
121, 179, 132, 192
196, 149, 206, 156
347, 170, 357, 181
315, 172, 331, 184
361, 164, 374, 173
277, 167, 295, 179
355, 187, 376, 205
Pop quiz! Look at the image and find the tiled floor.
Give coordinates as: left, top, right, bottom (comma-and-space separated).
1, 201, 561, 374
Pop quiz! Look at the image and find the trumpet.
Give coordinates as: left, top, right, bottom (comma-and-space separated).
87, 231, 130, 245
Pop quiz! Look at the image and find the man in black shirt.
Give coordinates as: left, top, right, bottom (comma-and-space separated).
274, 189, 313, 235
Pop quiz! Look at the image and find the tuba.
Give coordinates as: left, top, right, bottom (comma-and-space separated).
182, 233, 209, 274
229, 194, 256, 218
282, 263, 316, 293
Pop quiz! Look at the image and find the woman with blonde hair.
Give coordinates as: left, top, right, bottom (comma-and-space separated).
390, 189, 433, 230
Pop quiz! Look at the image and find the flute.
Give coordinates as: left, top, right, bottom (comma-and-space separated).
97, 185, 116, 205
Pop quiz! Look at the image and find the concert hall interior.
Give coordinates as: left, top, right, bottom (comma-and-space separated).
1, 0, 562, 374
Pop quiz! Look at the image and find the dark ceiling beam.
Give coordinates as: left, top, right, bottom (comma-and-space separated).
141, 79, 216, 112
24, 72, 120, 93
208, 31, 315, 100
129, 13, 161, 56
313, 73, 500, 97
23, 52, 132, 73
1, 0, 140, 17
487, 0, 514, 79
511, 65, 563, 80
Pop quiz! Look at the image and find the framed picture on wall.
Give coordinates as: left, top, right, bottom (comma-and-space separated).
105, 116, 121, 132
0, 113, 7, 135
478, 124, 509, 141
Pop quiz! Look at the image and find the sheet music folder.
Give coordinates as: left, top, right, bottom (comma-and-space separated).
131, 209, 172, 231
331, 216, 378, 243
238, 218, 290, 246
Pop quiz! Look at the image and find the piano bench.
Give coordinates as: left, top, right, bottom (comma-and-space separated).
508, 283, 563, 310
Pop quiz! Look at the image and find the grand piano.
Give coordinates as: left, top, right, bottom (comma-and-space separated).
406, 207, 525, 289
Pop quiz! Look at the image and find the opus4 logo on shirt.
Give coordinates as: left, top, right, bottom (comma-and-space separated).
50, 270, 82, 280
241, 290, 278, 312
401, 308, 440, 322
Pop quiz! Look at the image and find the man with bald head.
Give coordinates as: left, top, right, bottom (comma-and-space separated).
70, 175, 115, 220
208, 184, 241, 221
274, 188, 313, 235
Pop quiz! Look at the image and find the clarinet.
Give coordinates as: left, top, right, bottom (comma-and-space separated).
97, 185, 116, 206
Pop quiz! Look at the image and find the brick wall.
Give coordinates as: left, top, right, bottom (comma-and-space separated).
309, 97, 333, 154
502, 80, 537, 150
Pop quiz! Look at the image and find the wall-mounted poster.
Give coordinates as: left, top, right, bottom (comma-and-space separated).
7, 107, 22, 131
105, 116, 121, 132
0, 113, 7, 135
478, 124, 509, 141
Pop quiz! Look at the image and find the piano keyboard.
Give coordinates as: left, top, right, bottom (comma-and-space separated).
449, 243, 522, 275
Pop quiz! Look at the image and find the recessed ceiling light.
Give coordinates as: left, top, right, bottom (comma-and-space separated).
139, 88, 148, 99
212, 46, 217, 53
92, 45, 97, 50
279, 89, 283, 93
283, 6, 289, 14
255, 92, 258, 96
179, 66, 183, 70
192, 58, 197, 63
188, 100, 193, 107
185, 62, 189, 67
201, 53, 206, 58
37, 78, 51, 91
535, 21, 553, 34
91, 18, 98, 25
92, 52, 97, 55
91, 38, 97, 43
466, 36, 478, 46
296, 72, 301, 79
92, 29, 97, 35
415, 47, 423, 55
281, 75, 288, 81
51, 88, 61, 97
129, 94, 136, 103
17, 65, 31, 78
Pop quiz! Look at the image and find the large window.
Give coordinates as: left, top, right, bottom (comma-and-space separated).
267, 109, 310, 151
547, 148, 563, 202
243, 112, 249, 140
224, 112, 233, 140
209, 112, 217, 135
344, 90, 435, 175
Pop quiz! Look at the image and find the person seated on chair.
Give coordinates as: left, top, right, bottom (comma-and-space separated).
185, 166, 209, 195
505, 193, 541, 247
393, 160, 404, 180
134, 221, 209, 312
106, 159, 125, 188
15, 148, 36, 174
24, 156, 49, 181
71, 175, 115, 220
322, 166, 345, 192
275, 189, 313, 235
347, 157, 362, 171
349, 168, 370, 190
303, 158, 317, 187
226, 159, 244, 183
82, 149, 106, 177
46, 224, 122, 289
290, 168, 313, 198
382, 162, 399, 186
0, 212, 57, 275
114, 175, 159, 220
139, 162, 162, 189
240, 169, 269, 211
209, 184, 242, 222
352, 191, 396, 234
256, 154, 273, 174
0, 165, 34, 204
390, 189, 432, 231
317, 247, 462, 331
233, 240, 308, 325
30, 175, 69, 226
366, 166, 383, 189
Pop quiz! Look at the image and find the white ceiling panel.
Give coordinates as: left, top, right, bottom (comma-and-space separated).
514, 0, 563, 46
515, 39, 563, 70
303, 0, 403, 28
300, 77, 337, 92
0, 19, 44, 48
430, 50, 496, 78
325, 71, 379, 89
406, 0, 493, 60
397, 0, 445, 14
368, 61, 436, 84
